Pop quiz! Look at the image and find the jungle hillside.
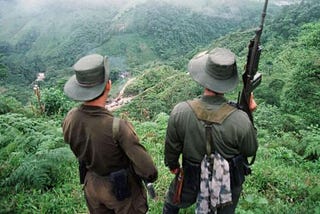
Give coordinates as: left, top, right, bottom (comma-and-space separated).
0, 0, 319, 213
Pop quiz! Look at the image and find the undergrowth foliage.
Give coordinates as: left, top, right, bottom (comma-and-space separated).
1, 109, 319, 213
0, 1, 320, 213
0, 113, 76, 212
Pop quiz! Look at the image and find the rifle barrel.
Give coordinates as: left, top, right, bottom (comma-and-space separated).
249, 0, 269, 75
240, 0, 269, 124
260, 0, 269, 30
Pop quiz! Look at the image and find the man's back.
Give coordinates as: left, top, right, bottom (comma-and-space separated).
63, 104, 158, 180
63, 105, 129, 175
165, 95, 257, 166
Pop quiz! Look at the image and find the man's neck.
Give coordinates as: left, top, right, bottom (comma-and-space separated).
84, 94, 108, 108
203, 88, 224, 96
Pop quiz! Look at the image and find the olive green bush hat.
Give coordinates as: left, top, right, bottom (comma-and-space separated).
64, 54, 110, 101
188, 48, 238, 93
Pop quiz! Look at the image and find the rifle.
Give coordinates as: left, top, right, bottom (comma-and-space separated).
144, 181, 157, 199
238, 0, 269, 124
173, 168, 184, 204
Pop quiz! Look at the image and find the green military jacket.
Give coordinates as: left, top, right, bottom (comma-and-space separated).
63, 104, 157, 183
164, 95, 258, 170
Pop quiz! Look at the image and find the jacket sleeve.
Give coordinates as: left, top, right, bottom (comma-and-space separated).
164, 108, 183, 170
237, 111, 258, 157
239, 124, 258, 157
118, 120, 158, 183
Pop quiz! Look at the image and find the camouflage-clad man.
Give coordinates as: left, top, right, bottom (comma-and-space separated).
163, 48, 258, 214
62, 54, 158, 214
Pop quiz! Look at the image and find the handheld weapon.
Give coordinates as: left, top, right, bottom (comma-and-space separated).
144, 182, 157, 199
173, 168, 184, 204
238, 0, 269, 124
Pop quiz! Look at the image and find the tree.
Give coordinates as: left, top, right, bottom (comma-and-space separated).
0, 54, 8, 80
281, 23, 320, 125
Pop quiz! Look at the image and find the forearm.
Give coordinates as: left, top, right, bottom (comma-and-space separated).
164, 139, 182, 170
240, 127, 258, 157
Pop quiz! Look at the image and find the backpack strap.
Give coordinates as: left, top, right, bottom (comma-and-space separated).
204, 123, 214, 156
187, 99, 256, 165
186, 100, 236, 155
112, 117, 120, 141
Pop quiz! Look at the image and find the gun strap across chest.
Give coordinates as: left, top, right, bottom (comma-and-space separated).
187, 100, 236, 155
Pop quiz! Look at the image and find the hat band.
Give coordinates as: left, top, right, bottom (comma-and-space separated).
205, 63, 236, 80
76, 66, 105, 87
77, 78, 105, 87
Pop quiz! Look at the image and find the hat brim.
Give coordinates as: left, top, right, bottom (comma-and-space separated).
188, 53, 238, 93
64, 75, 107, 101
64, 57, 109, 101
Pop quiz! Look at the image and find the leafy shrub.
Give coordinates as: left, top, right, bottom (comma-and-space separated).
3, 148, 74, 190
254, 103, 284, 135
239, 146, 320, 213
0, 95, 24, 114
40, 87, 76, 116
0, 113, 73, 192
298, 125, 320, 160
255, 79, 285, 107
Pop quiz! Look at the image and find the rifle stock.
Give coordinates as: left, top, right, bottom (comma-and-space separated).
239, 0, 268, 124
144, 181, 157, 199
173, 168, 184, 204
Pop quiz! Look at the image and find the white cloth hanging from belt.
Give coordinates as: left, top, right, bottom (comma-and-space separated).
196, 152, 232, 214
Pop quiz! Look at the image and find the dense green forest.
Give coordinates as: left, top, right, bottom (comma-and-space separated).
0, 0, 319, 213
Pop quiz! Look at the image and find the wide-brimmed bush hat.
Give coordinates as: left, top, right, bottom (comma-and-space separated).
188, 48, 238, 93
64, 54, 109, 101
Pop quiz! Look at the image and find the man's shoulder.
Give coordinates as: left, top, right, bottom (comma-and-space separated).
226, 107, 253, 127
172, 100, 193, 114
64, 107, 79, 119
116, 117, 138, 137
68, 107, 79, 113
229, 107, 250, 119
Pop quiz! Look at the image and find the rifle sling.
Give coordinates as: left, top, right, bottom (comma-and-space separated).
205, 123, 213, 156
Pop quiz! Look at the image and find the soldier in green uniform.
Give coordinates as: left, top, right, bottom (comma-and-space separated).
62, 54, 158, 214
162, 48, 258, 214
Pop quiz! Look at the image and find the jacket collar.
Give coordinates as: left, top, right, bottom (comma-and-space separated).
79, 104, 113, 116
200, 95, 228, 105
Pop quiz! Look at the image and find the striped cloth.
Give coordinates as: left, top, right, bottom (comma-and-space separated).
196, 153, 232, 214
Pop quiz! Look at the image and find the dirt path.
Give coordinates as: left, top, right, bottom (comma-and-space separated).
106, 78, 136, 111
